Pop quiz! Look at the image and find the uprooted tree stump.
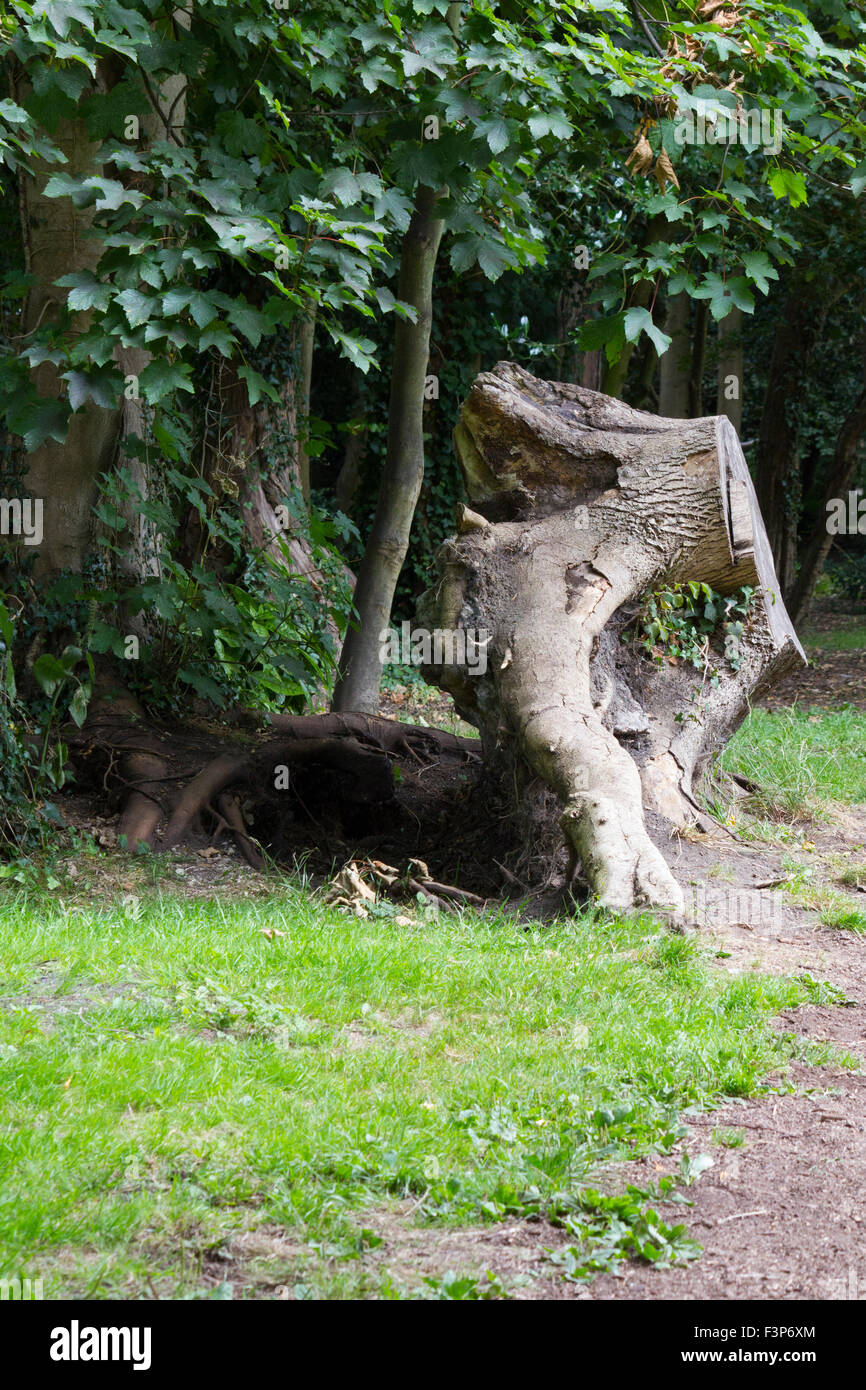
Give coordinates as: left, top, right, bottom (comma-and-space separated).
417, 362, 806, 915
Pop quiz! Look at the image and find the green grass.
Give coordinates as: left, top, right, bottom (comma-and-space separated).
801, 624, 866, 653
0, 888, 839, 1299
720, 706, 866, 821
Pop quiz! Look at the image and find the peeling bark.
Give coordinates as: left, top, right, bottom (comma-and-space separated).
418, 363, 805, 915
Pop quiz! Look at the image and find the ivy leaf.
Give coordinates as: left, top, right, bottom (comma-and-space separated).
768, 168, 807, 207
116, 289, 155, 328
63, 369, 118, 411
624, 307, 672, 356
237, 365, 279, 407
849, 162, 866, 198
138, 360, 195, 405
742, 251, 779, 295
55, 270, 112, 312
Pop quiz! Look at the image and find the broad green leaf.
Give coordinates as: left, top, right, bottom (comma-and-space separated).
768, 168, 807, 207
624, 307, 672, 356
138, 360, 195, 404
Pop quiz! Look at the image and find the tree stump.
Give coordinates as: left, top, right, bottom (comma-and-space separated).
418, 363, 806, 914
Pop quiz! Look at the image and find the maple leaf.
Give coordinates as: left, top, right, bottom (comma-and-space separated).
626, 132, 655, 176
653, 148, 680, 193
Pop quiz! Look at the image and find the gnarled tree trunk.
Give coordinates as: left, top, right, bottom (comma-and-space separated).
418, 363, 805, 915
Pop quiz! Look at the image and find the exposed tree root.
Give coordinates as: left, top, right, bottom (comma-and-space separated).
67, 705, 481, 875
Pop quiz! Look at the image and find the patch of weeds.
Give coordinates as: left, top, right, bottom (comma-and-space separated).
795, 975, 852, 1006
627, 581, 756, 683
546, 1186, 701, 1283
421, 1269, 509, 1301
712, 1127, 746, 1149
837, 862, 866, 891
819, 902, 866, 932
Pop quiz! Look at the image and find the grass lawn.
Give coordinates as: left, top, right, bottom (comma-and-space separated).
0, 885, 846, 1300
1, 706, 864, 1300
720, 705, 866, 817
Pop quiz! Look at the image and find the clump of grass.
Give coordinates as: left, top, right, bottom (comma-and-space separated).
712, 1127, 746, 1149
719, 707, 866, 824
819, 901, 866, 932
837, 862, 866, 890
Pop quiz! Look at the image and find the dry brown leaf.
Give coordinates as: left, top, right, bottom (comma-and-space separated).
259, 927, 286, 941
197, 847, 220, 860
653, 148, 680, 193
625, 132, 655, 176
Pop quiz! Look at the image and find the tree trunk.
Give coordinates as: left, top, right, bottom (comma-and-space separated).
658, 293, 690, 417
332, 184, 445, 713
295, 311, 315, 504
688, 300, 709, 418
16, 37, 190, 580
789, 380, 866, 626
755, 284, 829, 597
418, 363, 805, 915
199, 346, 331, 590
715, 307, 743, 433
18, 111, 119, 575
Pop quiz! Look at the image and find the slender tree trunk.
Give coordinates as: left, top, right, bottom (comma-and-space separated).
658, 293, 690, 417
335, 370, 367, 516
789, 339, 866, 625
715, 307, 743, 433
332, 184, 445, 712
755, 283, 829, 596
295, 311, 315, 504
688, 300, 709, 418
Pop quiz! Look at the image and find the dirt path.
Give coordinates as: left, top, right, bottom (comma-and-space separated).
585, 893, 866, 1302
